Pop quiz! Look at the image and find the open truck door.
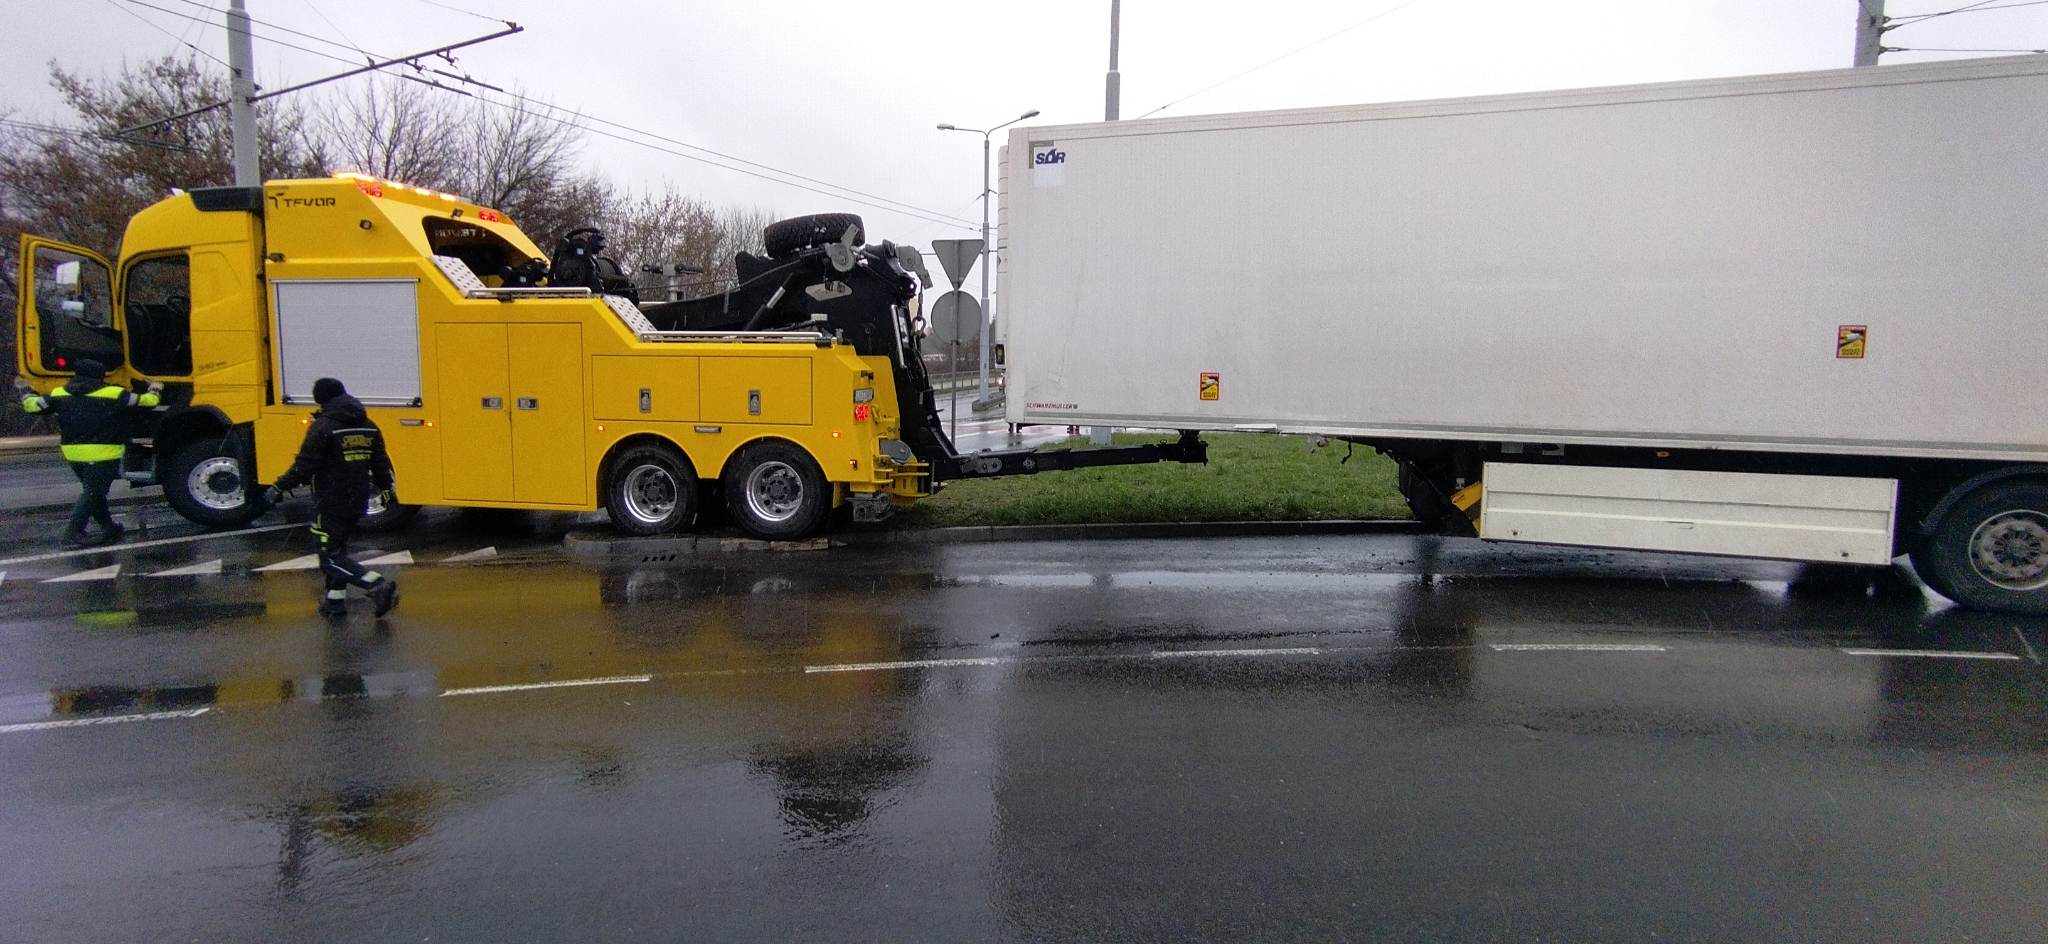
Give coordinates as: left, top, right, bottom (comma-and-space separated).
15, 235, 124, 381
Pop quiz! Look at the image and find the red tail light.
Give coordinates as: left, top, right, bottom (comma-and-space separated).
853, 404, 872, 422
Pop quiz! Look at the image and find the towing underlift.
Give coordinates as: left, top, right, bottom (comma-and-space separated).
625, 213, 1207, 507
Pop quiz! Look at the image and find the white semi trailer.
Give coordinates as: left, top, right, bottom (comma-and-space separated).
999, 56, 2048, 614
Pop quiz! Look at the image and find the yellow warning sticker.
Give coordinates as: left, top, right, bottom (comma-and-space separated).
1837, 325, 1867, 359
1199, 372, 1220, 401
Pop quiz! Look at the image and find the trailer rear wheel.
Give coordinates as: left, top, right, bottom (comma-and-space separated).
1911, 480, 2048, 615
763, 213, 864, 258
164, 437, 262, 529
604, 443, 699, 536
724, 441, 830, 540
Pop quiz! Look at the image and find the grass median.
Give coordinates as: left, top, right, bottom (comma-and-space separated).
892, 432, 1409, 528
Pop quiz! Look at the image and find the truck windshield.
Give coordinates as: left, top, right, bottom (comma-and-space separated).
125, 253, 193, 376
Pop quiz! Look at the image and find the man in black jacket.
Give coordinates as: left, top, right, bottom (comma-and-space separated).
16, 359, 162, 547
265, 377, 399, 618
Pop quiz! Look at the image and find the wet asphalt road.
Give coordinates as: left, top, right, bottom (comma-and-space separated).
1, 510, 2046, 942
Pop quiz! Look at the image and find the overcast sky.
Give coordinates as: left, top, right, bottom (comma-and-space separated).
11, 0, 2048, 249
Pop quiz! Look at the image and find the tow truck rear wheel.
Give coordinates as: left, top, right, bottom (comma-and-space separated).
604, 442, 699, 536
724, 441, 830, 540
164, 437, 262, 529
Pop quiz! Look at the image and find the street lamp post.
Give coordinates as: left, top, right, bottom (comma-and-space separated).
938, 109, 1039, 408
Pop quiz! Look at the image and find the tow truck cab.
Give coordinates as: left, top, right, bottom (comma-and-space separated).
15, 176, 935, 538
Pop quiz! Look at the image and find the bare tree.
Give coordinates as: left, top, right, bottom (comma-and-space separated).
320, 75, 460, 186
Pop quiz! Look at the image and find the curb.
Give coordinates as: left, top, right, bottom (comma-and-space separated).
564, 519, 1423, 564
0, 436, 60, 457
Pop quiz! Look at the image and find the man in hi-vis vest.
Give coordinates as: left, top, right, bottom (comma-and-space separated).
17, 359, 161, 547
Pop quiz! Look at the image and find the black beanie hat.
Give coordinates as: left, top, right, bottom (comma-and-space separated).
312, 377, 346, 405
73, 359, 106, 380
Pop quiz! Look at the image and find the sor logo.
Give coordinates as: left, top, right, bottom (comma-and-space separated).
1033, 148, 1066, 166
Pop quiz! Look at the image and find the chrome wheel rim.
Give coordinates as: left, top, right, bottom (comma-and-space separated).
187, 457, 244, 511
1968, 509, 2048, 591
621, 464, 678, 525
744, 460, 805, 523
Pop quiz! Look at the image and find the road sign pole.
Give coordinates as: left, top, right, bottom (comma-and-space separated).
949, 342, 959, 442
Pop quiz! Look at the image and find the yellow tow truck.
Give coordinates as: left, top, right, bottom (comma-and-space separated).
15, 175, 1202, 538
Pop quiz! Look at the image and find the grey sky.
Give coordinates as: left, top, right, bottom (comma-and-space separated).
10, 0, 2048, 248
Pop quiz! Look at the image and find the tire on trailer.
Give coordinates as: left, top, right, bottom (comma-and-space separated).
723, 440, 831, 540
604, 441, 699, 536
163, 437, 263, 529
762, 213, 864, 258
356, 490, 421, 533
1910, 479, 2048, 615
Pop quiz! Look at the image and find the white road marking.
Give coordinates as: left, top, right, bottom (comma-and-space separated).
1490, 643, 1669, 652
0, 707, 210, 734
42, 564, 121, 584
2015, 629, 2042, 666
804, 657, 1007, 674
359, 550, 414, 566
1150, 647, 1323, 659
442, 546, 498, 563
1839, 648, 2022, 661
0, 571, 6, 587
439, 674, 653, 697
253, 554, 321, 572
148, 559, 223, 577
0, 523, 299, 566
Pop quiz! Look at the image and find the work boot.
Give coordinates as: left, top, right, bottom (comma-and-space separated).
369, 579, 400, 618
318, 596, 348, 619
96, 524, 126, 546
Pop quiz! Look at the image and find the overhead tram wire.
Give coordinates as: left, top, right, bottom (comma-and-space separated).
1883, 44, 2047, 51
1137, 0, 1435, 119
118, 0, 977, 230
1886, 0, 2008, 25
411, 0, 517, 27
101, 0, 232, 68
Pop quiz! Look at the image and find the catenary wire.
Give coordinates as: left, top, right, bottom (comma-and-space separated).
1138, 0, 1435, 119
117, 0, 977, 229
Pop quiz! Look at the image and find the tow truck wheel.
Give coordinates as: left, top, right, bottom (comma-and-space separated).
357, 490, 421, 533
164, 437, 262, 529
1911, 479, 2048, 615
604, 443, 699, 536
724, 441, 830, 540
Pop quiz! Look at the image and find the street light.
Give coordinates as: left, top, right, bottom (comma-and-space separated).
938, 109, 1040, 407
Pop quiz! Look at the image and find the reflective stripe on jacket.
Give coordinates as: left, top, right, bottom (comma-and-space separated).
21, 380, 161, 463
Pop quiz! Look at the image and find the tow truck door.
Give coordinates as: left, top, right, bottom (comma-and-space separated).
15, 235, 125, 380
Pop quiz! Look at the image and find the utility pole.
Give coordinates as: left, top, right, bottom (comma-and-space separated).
1105, 0, 1122, 119
1091, 0, 1122, 446
226, 0, 260, 185
1853, 0, 1886, 67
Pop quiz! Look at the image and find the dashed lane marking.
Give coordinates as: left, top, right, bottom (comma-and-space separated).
1491, 643, 1669, 652
0, 523, 299, 567
0, 707, 210, 734
1151, 647, 1323, 658
42, 564, 120, 584
1839, 648, 2023, 661
805, 657, 1007, 674
148, 559, 222, 577
360, 550, 414, 566
253, 554, 321, 573
442, 546, 497, 563
440, 675, 653, 697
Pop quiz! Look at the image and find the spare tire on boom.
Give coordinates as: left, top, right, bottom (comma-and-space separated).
763, 213, 864, 258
